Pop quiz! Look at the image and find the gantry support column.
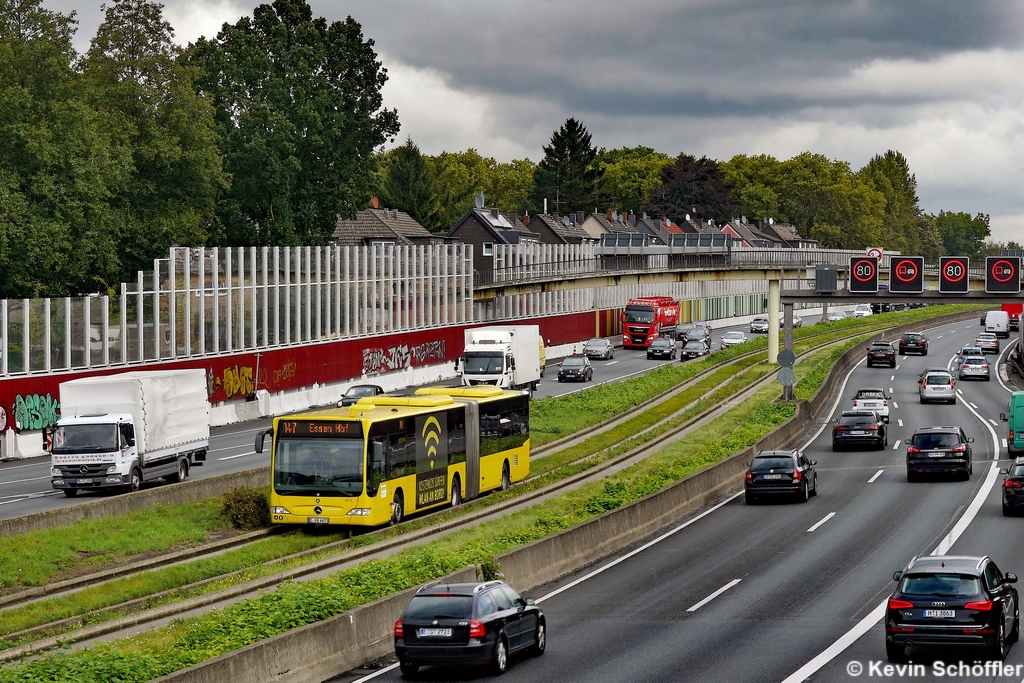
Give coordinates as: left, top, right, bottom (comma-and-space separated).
768, 278, 780, 364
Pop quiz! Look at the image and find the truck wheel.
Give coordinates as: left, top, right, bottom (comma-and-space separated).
63, 489, 78, 498
129, 468, 142, 493
166, 459, 188, 483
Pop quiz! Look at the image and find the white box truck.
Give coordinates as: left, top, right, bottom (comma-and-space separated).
48, 369, 210, 496
986, 310, 1010, 339
456, 325, 542, 392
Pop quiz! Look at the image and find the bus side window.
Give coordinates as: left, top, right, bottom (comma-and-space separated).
367, 441, 385, 497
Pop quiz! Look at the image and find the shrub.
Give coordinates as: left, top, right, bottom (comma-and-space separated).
221, 487, 270, 530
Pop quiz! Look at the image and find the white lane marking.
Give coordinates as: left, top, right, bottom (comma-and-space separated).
890, 375, 895, 381
952, 329, 957, 333
996, 343, 1014, 394
806, 512, 836, 532
895, 365, 901, 370
1004, 438, 1009, 449
893, 441, 900, 450
781, 368, 1003, 683
0, 461, 50, 472
0, 491, 61, 506
605, 360, 619, 366
800, 359, 866, 450
957, 389, 964, 396
352, 664, 398, 681
892, 401, 899, 409
0, 475, 51, 486
897, 419, 904, 427
900, 356, 908, 361
868, 470, 884, 483
989, 418, 999, 426
888, 387, 894, 394
687, 579, 742, 612
937, 335, 944, 339
218, 450, 256, 461
969, 402, 979, 409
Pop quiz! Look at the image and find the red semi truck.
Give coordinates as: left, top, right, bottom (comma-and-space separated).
622, 296, 680, 348
1003, 303, 1022, 331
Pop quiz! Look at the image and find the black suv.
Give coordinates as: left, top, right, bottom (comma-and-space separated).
832, 410, 887, 450
394, 580, 545, 676
905, 426, 974, 481
867, 341, 897, 367
647, 337, 676, 360
886, 556, 1019, 662
898, 332, 928, 355
744, 450, 818, 504
1002, 457, 1024, 516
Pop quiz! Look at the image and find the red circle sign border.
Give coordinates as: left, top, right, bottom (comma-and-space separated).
894, 259, 919, 283
992, 259, 1017, 283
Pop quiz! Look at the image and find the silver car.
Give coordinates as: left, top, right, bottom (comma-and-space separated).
975, 333, 1000, 354
720, 331, 748, 349
827, 311, 846, 322
583, 337, 614, 360
959, 356, 991, 381
919, 370, 957, 405
750, 316, 769, 333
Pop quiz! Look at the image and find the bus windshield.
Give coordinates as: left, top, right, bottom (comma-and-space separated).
52, 424, 118, 454
463, 352, 503, 374
625, 307, 655, 324
273, 437, 365, 497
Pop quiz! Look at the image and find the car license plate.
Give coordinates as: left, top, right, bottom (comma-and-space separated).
762, 474, 784, 479
850, 430, 866, 435
75, 478, 93, 484
923, 609, 955, 618
418, 628, 452, 637
927, 452, 947, 458
307, 517, 329, 524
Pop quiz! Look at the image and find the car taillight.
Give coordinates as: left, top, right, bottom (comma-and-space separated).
792, 469, 802, 481
982, 365, 989, 369
888, 599, 914, 609
965, 600, 993, 611
745, 471, 753, 481
834, 426, 848, 431
1010, 429, 1015, 440
852, 400, 858, 407
907, 446, 920, 454
469, 619, 487, 638
394, 619, 404, 637
1005, 480, 1023, 489
952, 444, 966, 453
950, 380, 955, 390
865, 426, 879, 431
882, 400, 888, 406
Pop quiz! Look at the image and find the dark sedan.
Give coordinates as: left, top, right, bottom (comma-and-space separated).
680, 340, 710, 359
744, 450, 817, 504
647, 337, 676, 360
1002, 457, 1024, 516
886, 556, 1019, 662
905, 426, 974, 481
866, 341, 897, 368
898, 332, 928, 355
557, 355, 593, 382
395, 580, 545, 676
338, 384, 385, 406
832, 410, 887, 450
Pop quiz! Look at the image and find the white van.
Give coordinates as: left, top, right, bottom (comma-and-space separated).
986, 310, 1010, 339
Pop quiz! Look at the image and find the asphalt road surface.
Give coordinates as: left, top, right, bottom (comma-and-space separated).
336, 317, 1024, 683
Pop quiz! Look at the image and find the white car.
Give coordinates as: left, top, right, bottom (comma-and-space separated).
851, 387, 889, 422
750, 316, 769, 333
827, 311, 846, 322
853, 305, 873, 318
720, 331, 748, 349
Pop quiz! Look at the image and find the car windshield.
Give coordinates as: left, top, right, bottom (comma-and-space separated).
563, 357, 585, 367
724, 332, 744, 340
463, 352, 503, 374
685, 329, 706, 340
625, 307, 655, 324
273, 435, 365, 497
404, 595, 474, 620
899, 574, 982, 598
839, 415, 877, 426
925, 374, 951, 385
684, 341, 706, 350
585, 339, 608, 349
871, 344, 892, 349
904, 334, 922, 340
51, 424, 119, 454
346, 386, 378, 398
753, 317, 767, 323
856, 305, 871, 311
856, 390, 884, 399
1011, 464, 1024, 476
912, 433, 959, 449
651, 339, 671, 348
751, 456, 795, 470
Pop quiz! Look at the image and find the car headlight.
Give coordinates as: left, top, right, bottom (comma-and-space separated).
270, 506, 291, 515
346, 508, 372, 516
51, 467, 62, 477
106, 465, 118, 474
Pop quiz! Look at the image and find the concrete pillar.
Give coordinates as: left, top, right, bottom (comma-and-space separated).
768, 278, 780, 364
821, 300, 829, 324
783, 303, 794, 351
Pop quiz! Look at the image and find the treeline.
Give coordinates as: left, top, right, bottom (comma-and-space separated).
381, 118, 1005, 260
0, 0, 397, 298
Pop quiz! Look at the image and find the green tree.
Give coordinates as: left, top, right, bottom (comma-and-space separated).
432, 148, 491, 230
0, 0, 126, 297
526, 118, 601, 215
857, 150, 943, 256
379, 138, 440, 230
644, 153, 741, 224
929, 211, 990, 259
720, 154, 782, 222
187, 0, 399, 245
486, 159, 535, 214
594, 146, 671, 214
83, 0, 227, 278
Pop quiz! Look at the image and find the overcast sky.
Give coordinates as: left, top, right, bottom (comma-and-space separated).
45, 0, 1024, 242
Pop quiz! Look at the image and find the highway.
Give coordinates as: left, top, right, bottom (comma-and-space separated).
0, 315, 813, 521
337, 317, 1024, 682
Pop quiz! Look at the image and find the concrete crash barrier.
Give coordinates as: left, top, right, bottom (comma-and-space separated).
150, 566, 478, 683
0, 466, 269, 538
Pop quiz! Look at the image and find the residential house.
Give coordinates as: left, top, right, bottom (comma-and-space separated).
447, 207, 540, 273
526, 212, 595, 245
580, 210, 644, 242
332, 204, 442, 248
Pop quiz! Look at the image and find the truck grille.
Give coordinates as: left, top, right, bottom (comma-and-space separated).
61, 464, 109, 476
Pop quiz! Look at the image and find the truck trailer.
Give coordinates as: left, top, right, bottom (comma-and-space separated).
48, 369, 211, 496
622, 296, 680, 348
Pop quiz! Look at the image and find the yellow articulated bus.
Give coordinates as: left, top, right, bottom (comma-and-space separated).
256, 387, 530, 528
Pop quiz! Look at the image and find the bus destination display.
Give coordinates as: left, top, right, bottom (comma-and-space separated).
279, 420, 364, 438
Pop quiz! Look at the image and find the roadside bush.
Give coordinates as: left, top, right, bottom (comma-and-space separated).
221, 487, 270, 530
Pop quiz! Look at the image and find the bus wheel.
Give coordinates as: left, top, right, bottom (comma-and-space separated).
391, 491, 404, 526
500, 462, 511, 491
451, 476, 462, 507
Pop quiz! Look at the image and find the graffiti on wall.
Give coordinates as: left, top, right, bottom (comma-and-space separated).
273, 360, 297, 386
362, 339, 447, 375
207, 364, 256, 399
13, 393, 60, 430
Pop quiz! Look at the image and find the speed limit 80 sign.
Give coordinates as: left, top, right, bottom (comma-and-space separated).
939, 256, 969, 293
849, 257, 878, 293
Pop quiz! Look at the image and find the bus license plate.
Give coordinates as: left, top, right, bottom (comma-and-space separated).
307, 517, 329, 524
924, 609, 955, 618
418, 628, 452, 637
